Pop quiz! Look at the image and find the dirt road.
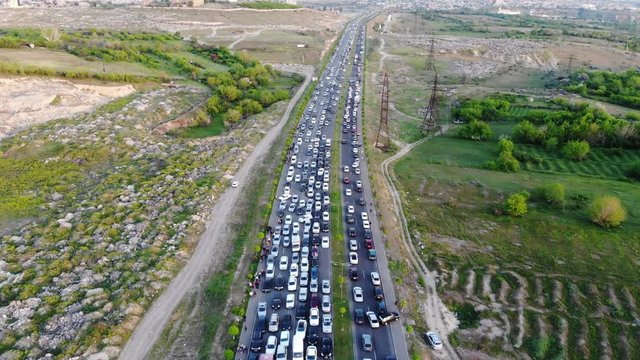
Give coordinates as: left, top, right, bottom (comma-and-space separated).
118, 65, 313, 360
381, 128, 461, 360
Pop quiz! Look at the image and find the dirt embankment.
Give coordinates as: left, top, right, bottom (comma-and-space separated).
0, 77, 135, 139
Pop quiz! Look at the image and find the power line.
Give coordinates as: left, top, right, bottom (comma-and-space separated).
421, 72, 441, 135
375, 72, 390, 150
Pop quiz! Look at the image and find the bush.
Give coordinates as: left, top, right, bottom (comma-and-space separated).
626, 161, 640, 181
544, 137, 558, 151
533, 183, 565, 206
562, 140, 590, 161
457, 120, 493, 141
505, 191, 530, 217
513, 149, 543, 164
498, 138, 515, 153
588, 195, 627, 228
512, 120, 543, 143
223, 349, 234, 360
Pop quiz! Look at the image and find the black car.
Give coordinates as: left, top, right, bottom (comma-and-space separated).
346, 214, 355, 224
250, 336, 262, 352
321, 222, 329, 233
350, 267, 359, 281
256, 317, 267, 334
308, 326, 320, 345
261, 277, 272, 293
296, 303, 308, 319
274, 275, 285, 291
348, 228, 356, 237
357, 198, 366, 206
374, 286, 384, 301
364, 229, 372, 239
281, 314, 292, 330
271, 295, 282, 310
321, 336, 333, 358
312, 235, 320, 246
377, 300, 387, 315
354, 308, 364, 324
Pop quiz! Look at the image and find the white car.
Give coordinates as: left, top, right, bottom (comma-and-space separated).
309, 307, 320, 326
321, 295, 331, 313
231, 181, 239, 188
286, 293, 296, 309
322, 182, 329, 192
265, 335, 277, 355
354, 168, 360, 175
295, 319, 307, 338
343, 166, 350, 173
321, 279, 331, 294
301, 258, 309, 272
285, 215, 293, 225
321, 236, 330, 249
370, 272, 381, 286
347, 205, 355, 214
426, 331, 443, 350
353, 287, 364, 302
269, 313, 279, 332
349, 239, 358, 251
280, 330, 290, 347
306, 345, 318, 360
345, 189, 352, 196
312, 222, 320, 234
366, 311, 380, 329
288, 275, 298, 291
323, 195, 330, 205
349, 252, 359, 265
290, 263, 299, 278
310, 277, 319, 293
322, 314, 332, 334
322, 211, 329, 221
279, 256, 289, 271
361, 212, 368, 221
299, 286, 308, 302
300, 271, 309, 287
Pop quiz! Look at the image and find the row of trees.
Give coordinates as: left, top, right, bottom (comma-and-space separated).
567, 68, 640, 109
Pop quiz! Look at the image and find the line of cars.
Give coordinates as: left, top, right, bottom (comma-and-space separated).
340, 26, 400, 359
245, 23, 361, 360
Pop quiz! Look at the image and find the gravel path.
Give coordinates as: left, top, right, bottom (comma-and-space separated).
118, 66, 313, 360
380, 128, 461, 360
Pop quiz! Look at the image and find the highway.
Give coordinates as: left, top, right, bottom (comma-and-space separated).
236, 15, 409, 360
336, 24, 410, 360
236, 17, 359, 360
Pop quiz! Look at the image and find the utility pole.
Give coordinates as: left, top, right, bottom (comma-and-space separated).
566, 53, 575, 75
375, 73, 390, 150
424, 34, 436, 72
421, 72, 441, 135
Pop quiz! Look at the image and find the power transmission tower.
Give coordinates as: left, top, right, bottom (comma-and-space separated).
421, 72, 441, 135
375, 73, 390, 150
424, 34, 436, 71
566, 53, 575, 75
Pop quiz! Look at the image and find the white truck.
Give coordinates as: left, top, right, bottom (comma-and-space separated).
292, 334, 304, 360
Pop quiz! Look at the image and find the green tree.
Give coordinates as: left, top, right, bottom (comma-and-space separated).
588, 195, 627, 228
238, 99, 263, 115
225, 109, 242, 124
563, 140, 590, 161
512, 120, 543, 144
457, 120, 493, 141
228, 324, 240, 340
534, 183, 565, 206
498, 138, 515, 153
504, 191, 529, 217
339, 306, 347, 317
206, 95, 223, 115
219, 85, 240, 102
193, 110, 209, 127
223, 349, 234, 360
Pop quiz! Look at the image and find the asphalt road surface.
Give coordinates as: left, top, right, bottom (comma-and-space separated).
337, 24, 409, 360
236, 18, 360, 360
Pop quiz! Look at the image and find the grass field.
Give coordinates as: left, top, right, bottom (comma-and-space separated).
394, 128, 640, 359
0, 48, 160, 77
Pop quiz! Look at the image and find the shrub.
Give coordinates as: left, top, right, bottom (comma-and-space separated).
513, 149, 543, 164
498, 138, 515, 153
588, 195, 627, 228
562, 140, 590, 161
457, 120, 493, 141
223, 349, 234, 360
496, 151, 520, 172
453, 302, 481, 328
544, 137, 559, 151
626, 161, 640, 181
512, 120, 543, 143
505, 191, 530, 217
533, 183, 565, 206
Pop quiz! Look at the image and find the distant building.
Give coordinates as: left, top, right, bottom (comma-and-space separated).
169, 0, 204, 6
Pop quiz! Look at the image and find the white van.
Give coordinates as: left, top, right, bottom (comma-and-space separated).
325, 138, 331, 147
292, 334, 305, 360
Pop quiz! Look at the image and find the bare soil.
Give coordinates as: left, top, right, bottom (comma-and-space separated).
0, 77, 135, 139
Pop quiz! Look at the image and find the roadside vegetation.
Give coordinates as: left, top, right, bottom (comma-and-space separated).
566, 68, 640, 110
238, 1, 301, 10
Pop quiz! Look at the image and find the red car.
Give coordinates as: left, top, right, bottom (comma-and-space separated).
343, 177, 350, 184
365, 239, 374, 249
310, 293, 319, 308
